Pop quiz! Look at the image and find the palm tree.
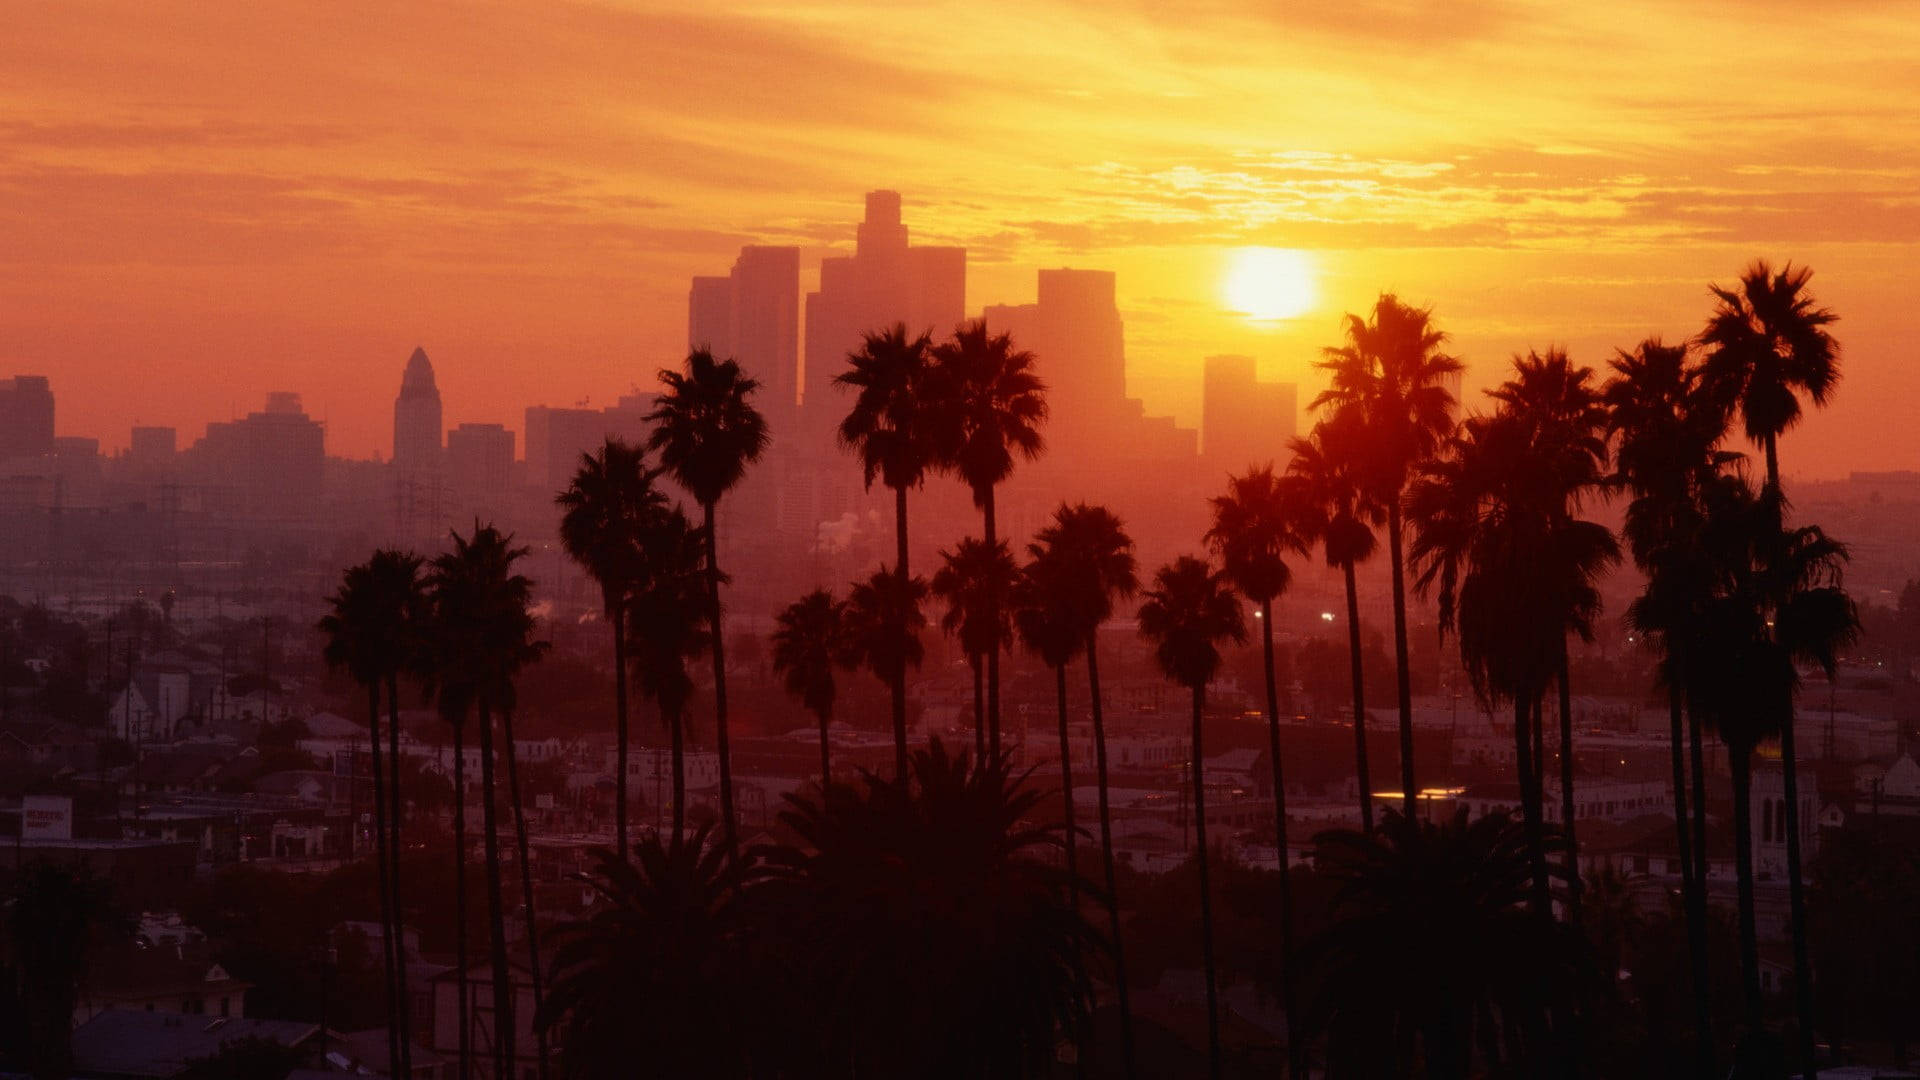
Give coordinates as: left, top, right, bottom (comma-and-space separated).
1011, 553, 1086, 910
1137, 556, 1246, 1080
835, 324, 939, 766
627, 507, 712, 842
770, 589, 855, 780
1488, 348, 1615, 918
3, 863, 126, 1080
319, 549, 425, 1074
1288, 411, 1383, 832
557, 438, 669, 860
932, 319, 1048, 751
648, 348, 770, 860
1315, 295, 1461, 821
763, 741, 1097, 1077
1028, 502, 1140, 1078
1204, 463, 1309, 1073
840, 566, 928, 778
1699, 259, 1841, 1069
1606, 337, 1723, 1074
930, 537, 1018, 758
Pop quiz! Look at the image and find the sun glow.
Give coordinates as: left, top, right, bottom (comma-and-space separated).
1224, 247, 1317, 321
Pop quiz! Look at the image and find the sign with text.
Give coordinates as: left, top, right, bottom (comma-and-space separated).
23, 794, 73, 841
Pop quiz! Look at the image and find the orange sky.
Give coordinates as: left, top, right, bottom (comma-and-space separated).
6, 0, 1919, 478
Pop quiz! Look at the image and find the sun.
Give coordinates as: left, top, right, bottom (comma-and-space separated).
1224, 247, 1317, 321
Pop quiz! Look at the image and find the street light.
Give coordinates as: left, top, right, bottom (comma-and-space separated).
1320, 612, 1335, 623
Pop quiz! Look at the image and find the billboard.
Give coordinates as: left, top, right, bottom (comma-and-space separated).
23, 794, 74, 841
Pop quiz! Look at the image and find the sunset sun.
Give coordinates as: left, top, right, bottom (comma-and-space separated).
1224, 247, 1317, 321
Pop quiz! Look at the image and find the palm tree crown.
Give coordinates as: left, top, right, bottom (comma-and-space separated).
319, 549, 426, 689
557, 439, 670, 613
770, 590, 854, 726
1027, 502, 1138, 632
835, 324, 940, 493
1137, 556, 1246, 691
930, 319, 1048, 503
1205, 464, 1309, 605
646, 348, 769, 508
1313, 293, 1462, 496
929, 538, 1018, 665
1697, 259, 1839, 483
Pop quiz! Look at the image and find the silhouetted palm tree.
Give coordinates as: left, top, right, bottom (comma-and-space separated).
319, 549, 425, 1073
557, 438, 669, 860
538, 826, 753, 1079
1304, 809, 1583, 1078
1314, 294, 1461, 820
649, 348, 770, 860
932, 319, 1048, 752
627, 508, 712, 842
1699, 259, 1841, 1068
1011, 553, 1086, 911
762, 741, 1097, 1078
841, 566, 927, 777
770, 589, 855, 780
3, 863, 126, 1080
836, 325, 940, 765
1137, 556, 1246, 1080
1288, 410, 1382, 832
1028, 502, 1139, 1078
1204, 463, 1309, 1073
930, 537, 1018, 758
1488, 348, 1614, 919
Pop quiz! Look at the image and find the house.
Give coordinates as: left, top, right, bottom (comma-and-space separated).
76, 938, 249, 1025
429, 962, 541, 1080
69, 1010, 318, 1079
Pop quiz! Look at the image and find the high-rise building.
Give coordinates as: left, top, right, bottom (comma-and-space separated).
1201, 355, 1298, 469
186, 393, 326, 506
687, 246, 800, 431
524, 399, 649, 493
983, 268, 1129, 442
393, 347, 443, 472
0, 375, 55, 460
688, 277, 732, 355
446, 422, 515, 500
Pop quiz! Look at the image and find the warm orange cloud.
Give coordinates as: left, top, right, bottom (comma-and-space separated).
4, 0, 1917, 478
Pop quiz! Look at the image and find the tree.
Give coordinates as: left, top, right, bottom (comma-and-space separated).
627, 508, 713, 843
930, 537, 1018, 759
1, 863, 125, 1079
1027, 502, 1140, 1078
836, 324, 940, 771
648, 348, 770, 861
1204, 463, 1310, 1074
319, 549, 425, 1075
1699, 259, 1842, 1072
558, 438, 670, 860
1011, 551, 1087, 916
1314, 294, 1461, 820
1137, 555, 1246, 1080
931, 319, 1048, 757
841, 566, 927, 776
1288, 410, 1383, 832
770, 589, 855, 780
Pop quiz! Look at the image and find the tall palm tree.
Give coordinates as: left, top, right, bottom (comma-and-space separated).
840, 566, 928, 778
1011, 553, 1086, 911
836, 324, 939, 766
1288, 411, 1383, 832
932, 319, 1048, 752
648, 348, 770, 860
627, 507, 713, 842
1314, 294, 1462, 821
319, 549, 424, 1075
557, 438, 669, 860
1204, 464, 1309, 1073
1028, 502, 1139, 1078
1605, 337, 1723, 1074
1699, 259, 1841, 1070
1137, 556, 1246, 1080
1488, 348, 1613, 918
930, 537, 1018, 759
770, 589, 855, 781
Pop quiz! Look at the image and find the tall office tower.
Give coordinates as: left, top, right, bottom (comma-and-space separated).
446, 422, 515, 500
1201, 354, 1298, 470
687, 247, 799, 426
524, 402, 648, 492
689, 276, 733, 354
0, 375, 55, 460
982, 268, 1128, 443
127, 426, 178, 483
187, 393, 326, 506
393, 347, 443, 471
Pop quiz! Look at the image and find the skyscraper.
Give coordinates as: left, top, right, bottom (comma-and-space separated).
392, 347, 443, 472
1201, 354, 1298, 470
0, 375, 55, 460
446, 422, 515, 507
983, 268, 1128, 442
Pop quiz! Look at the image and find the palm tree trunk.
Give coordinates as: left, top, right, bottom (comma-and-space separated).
669, 702, 686, 842
475, 699, 514, 1077
1085, 636, 1137, 1080
983, 485, 1001, 760
366, 682, 401, 1080
1190, 682, 1223, 1080
1343, 562, 1374, 833
1689, 706, 1710, 891
386, 677, 412, 1078
1729, 743, 1764, 1032
971, 654, 985, 764
1779, 705, 1819, 1079
1514, 696, 1551, 915
817, 706, 832, 782
1668, 681, 1714, 1077
612, 609, 630, 861
891, 484, 910, 780
1385, 500, 1417, 820
499, 706, 548, 1080
702, 501, 738, 862
451, 718, 470, 1080
1260, 599, 1303, 1079
1557, 647, 1581, 923
1054, 663, 1078, 912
